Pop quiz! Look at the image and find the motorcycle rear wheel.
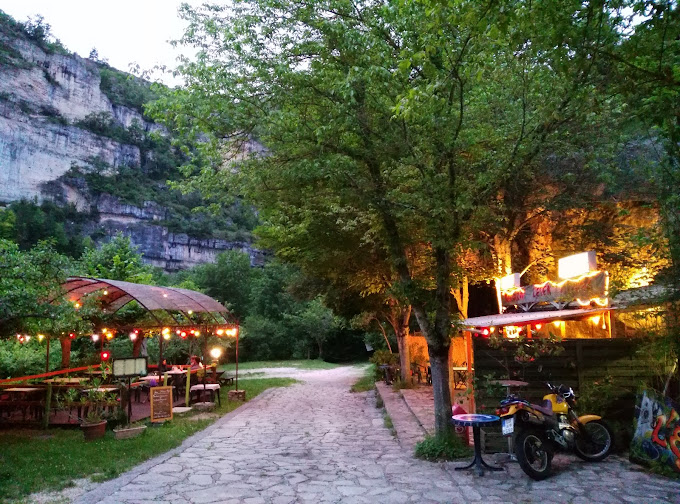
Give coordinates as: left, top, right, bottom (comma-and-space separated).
574, 419, 613, 462
515, 429, 553, 480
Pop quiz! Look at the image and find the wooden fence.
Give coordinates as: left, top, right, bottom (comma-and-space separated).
472, 337, 665, 452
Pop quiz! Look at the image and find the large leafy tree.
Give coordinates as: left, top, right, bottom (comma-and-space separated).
150, 0, 626, 434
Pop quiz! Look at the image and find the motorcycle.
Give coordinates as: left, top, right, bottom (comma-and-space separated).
496, 382, 613, 480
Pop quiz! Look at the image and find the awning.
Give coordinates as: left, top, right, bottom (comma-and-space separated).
461, 307, 613, 329
61, 276, 235, 327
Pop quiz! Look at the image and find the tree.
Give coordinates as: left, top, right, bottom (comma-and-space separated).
0, 239, 94, 368
150, 0, 627, 435
190, 250, 253, 319
78, 233, 153, 283
284, 297, 342, 359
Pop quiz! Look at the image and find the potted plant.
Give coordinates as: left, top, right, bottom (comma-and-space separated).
57, 379, 118, 441
79, 386, 110, 440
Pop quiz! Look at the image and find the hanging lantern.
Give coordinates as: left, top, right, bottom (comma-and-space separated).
163, 332, 171, 340
69, 332, 76, 339
129, 332, 138, 341
37, 334, 45, 342
92, 334, 100, 342
216, 328, 224, 336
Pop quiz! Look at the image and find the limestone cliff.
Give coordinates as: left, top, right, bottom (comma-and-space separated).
0, 13, 261, 270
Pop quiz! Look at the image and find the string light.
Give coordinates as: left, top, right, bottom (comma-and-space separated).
37, 334, 45, 342
92, 334, 100, 342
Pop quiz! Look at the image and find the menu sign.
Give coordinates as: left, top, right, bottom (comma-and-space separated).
150, 386, 173, 423
112, 357, 147, 378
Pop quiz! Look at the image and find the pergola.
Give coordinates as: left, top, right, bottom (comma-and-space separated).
61, 276, 240, 386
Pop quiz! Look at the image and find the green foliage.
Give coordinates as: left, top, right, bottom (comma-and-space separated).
98, 66, 157, 113
0, 339, 62, 378
191, 250, 253, 319
350, 365, 376, 393
76, 112, 134, 144
370, 349, 399, 367
0, 10, 67, 56
0, 239, 92, 339
77, 233, 153, 283
2, 199, 89, 257
414, 433, 471, 461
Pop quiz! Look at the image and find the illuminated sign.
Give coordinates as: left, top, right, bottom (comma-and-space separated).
499, 273, 521, 290
558, 251, 597, 279
501, 270, 608, 310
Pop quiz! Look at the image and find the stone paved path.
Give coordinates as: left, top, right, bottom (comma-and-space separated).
74, 366, 680, 504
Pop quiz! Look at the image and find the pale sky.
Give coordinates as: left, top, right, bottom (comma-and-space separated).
1, 0, 205, 85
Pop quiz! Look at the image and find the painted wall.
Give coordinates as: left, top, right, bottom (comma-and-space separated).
631, 391, 680, 473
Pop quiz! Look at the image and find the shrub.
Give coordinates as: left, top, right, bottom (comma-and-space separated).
414, 433, 471, 461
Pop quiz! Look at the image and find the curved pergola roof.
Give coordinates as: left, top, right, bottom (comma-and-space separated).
62, 276, 234, 327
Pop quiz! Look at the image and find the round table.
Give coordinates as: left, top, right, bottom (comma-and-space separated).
452, 413, 503, 476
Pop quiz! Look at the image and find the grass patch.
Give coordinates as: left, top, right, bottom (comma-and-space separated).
392, 378, 415, 391
383, 411, 396, 436
350, 364, 376, 393
219, 359, 342, 371
0, 377, 295, 502
414, 433, 472, 461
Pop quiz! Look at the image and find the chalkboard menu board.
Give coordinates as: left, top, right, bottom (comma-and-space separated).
150, 386, 173, 423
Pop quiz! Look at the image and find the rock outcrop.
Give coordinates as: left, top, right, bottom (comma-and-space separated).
0, 19, 261, 270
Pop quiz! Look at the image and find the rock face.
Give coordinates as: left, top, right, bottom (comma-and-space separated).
0, 24, 261, 270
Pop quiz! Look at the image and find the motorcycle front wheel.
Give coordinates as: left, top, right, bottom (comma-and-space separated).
574, 419, 613, 461
515, 429, 553, 480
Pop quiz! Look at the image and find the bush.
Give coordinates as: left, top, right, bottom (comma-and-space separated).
0, 339, 63, 378
414, 433, 471, 461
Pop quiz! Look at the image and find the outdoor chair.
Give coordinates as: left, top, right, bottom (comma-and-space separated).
189, 369, 221, 406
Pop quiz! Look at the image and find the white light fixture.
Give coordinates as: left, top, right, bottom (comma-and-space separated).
558, 251, 597, 279
499, 273, 521, 290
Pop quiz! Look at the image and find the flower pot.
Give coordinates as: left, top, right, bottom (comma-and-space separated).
81, 420, 107, 441
113, 425, 147, 440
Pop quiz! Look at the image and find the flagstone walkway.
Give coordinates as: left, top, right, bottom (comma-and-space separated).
71, 366, 680, 504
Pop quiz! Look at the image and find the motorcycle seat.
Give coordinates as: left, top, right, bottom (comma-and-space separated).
531, 399, 553, 416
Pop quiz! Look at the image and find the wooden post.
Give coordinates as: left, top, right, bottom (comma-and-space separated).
158, 333, 164, 373
576, 340, 584, 392
185, 369, 191, 406
43, 383, 52, 429
45, 336, 50, 373
465, 331, 474, 412
235, 329, 239, 392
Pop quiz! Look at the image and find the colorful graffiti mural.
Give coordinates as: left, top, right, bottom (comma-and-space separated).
631, 390, 680, 473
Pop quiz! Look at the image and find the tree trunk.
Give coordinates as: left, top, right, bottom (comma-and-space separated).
493, 235, 513, 277
132, 336, 144, 357
59, 337, 71, 369
395, 306, 411, 382
317, 340, 323, 360
428, 341, 453, 435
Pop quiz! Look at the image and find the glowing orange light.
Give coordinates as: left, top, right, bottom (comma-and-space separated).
216, 329, 224, 336
535, 324, 542, 330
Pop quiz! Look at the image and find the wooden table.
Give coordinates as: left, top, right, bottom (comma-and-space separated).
44, 378, 88, 384
82, 386, 118, 393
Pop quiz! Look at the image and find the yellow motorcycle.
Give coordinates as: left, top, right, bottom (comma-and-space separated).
496, 382, 613, 480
